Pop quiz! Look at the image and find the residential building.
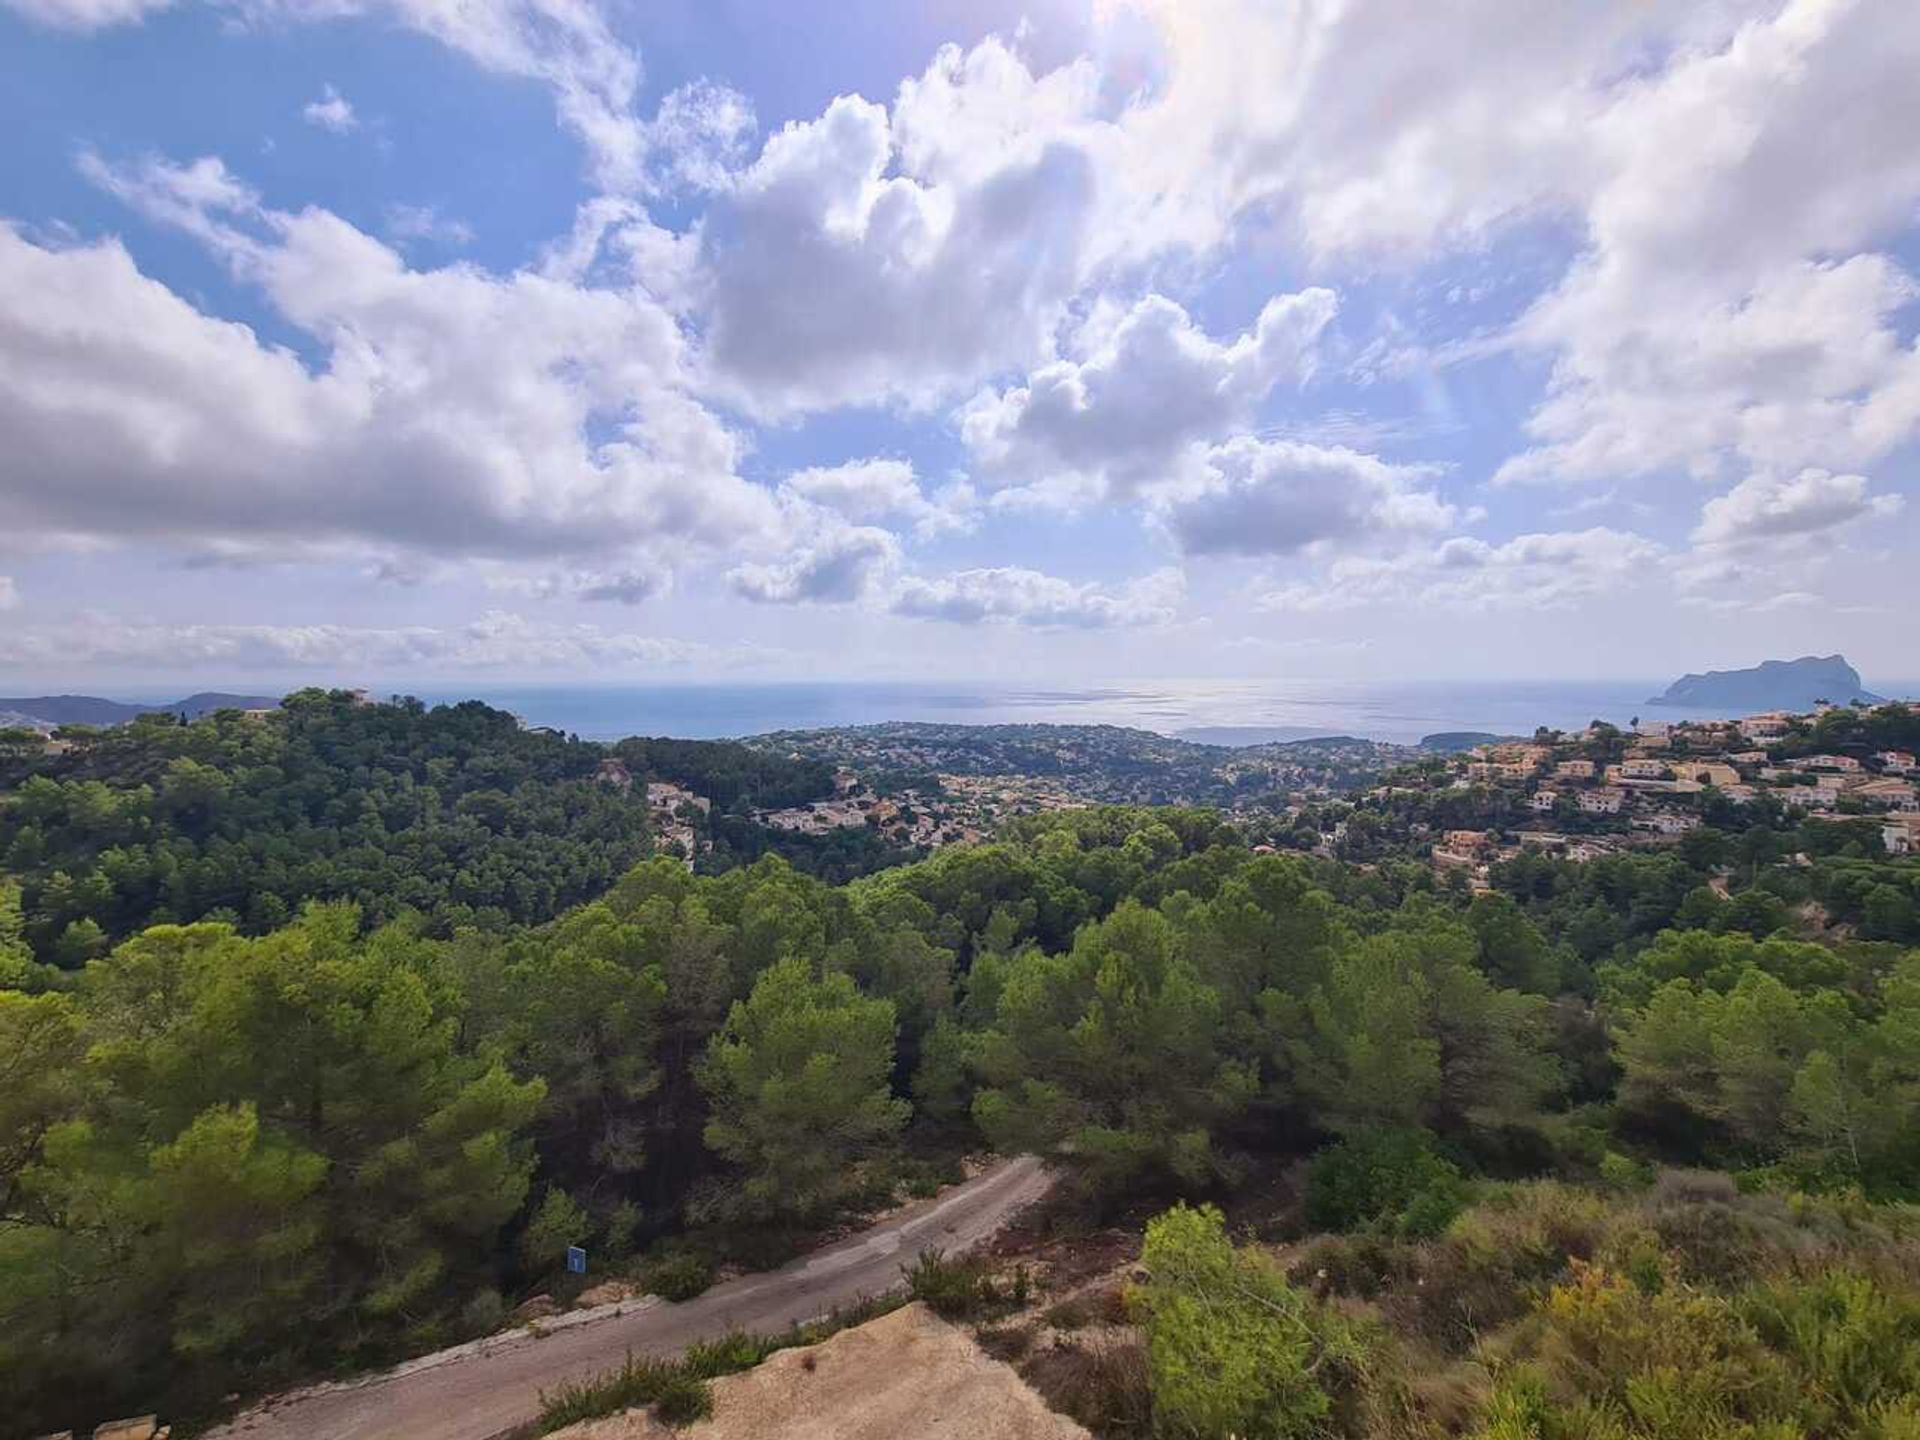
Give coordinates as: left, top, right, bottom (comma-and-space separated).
1579, 788, 1626, 814
1884, 815, 1920, 855
1638, 811, 1700, 836
1555, 759, 1596, 780
1804, 754, 1863, 772
1740, 714, 1792, 739
1673, 762, 1739, 788
1879, 751, 1916, 774
1850, 777, 1918, 808
1530, 789, 1559, 812
1612, 759, 1669, 780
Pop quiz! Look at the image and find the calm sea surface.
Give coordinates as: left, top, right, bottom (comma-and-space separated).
405, 679, 1920, 747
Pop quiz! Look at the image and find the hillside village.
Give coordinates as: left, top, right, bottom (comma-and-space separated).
611, 724, 1420, 864
582, 708, 1920, 876
1368, 705, 1919, 890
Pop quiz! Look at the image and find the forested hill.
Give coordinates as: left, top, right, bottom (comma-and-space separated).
7, 802, 1920, 1437
0, 689, 834, 966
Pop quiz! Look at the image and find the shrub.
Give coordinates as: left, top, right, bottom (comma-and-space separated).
1307, 1129, 1470, 1238
903, 1248, 1026, 1321
1020, 1335, 1154, 1437
651, 1372, 714, 1427
684, 1328, 775, 1378
1044, 1287, 1130, 1331
1392, 1182, 1614, 1351
457, 1287, 507, 1338
1138, 1203, 1364, 1440
1599, 1151, 1653, 1191
976, 1323, 1036, 1362
643, 1250, 717, 1302
537, 1352, 681, 1431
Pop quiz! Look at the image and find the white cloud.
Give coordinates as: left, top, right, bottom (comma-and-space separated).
1083, 0, 1728, 265
961, 289, 1337, 498
384, 205, 474, 248
0, 610, 766, 671
1148, 438, 1453, 558
782, 459, 922, 521
889, 565, 1181, 629
0, 577, 17, 611
484, 567, 669, 605
727, 523, 902, 606
1693, 468, 1903, 549
302, 83, 357, 133
643, 80, 756, 194
1261, 527, 1663, 614
1493, 1, 1920, 488
1, 158, 780, 568
697, 77, 1100, 414
7, 0, 655, 191
778, 458, 975, 538
0, 0, 166, 27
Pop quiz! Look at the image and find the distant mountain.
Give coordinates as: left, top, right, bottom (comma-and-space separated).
0, 692, 282, 728
1647, 656, 1883, 711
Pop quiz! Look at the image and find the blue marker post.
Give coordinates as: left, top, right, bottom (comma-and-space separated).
566, 1245, 587, 1275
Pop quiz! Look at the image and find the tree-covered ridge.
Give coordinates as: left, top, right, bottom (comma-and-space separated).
0, 690, 845, 966
4, 802, 1920, 1436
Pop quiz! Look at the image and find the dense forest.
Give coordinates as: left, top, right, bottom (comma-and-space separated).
0, 692, 846, 968
6, 781, 1920, 1436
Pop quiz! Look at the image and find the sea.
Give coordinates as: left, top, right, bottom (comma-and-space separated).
405, 678, 1920, 748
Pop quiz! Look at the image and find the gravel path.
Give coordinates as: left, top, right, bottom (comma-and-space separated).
207, 1156, 1053, 1440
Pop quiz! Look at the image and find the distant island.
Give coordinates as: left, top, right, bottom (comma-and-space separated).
1648, 655, 1883, 711
0, 691, 281, 729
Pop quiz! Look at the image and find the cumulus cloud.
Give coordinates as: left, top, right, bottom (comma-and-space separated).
1693, 469, 1903, 549
697, 78, 1099, 414
889, 566, 1181, 629
302, 84, 357, 133
961, 289, 1338, 498
0, 157, 779, 567
1493, 1, 1920, 488
0, 576, 17, 611
778, 458, 975, 537
1261, 527, 1662, 614
1148, 439, 1452, 558
0, 610, 765, 671
727, 523, 901, 606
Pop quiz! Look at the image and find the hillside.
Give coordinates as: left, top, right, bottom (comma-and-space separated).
1649, 654, 1884, 710
0, 689, 844, 966
7, 792, 1920, 1437
0, 691, 282, 727
744, 721, 1414, 807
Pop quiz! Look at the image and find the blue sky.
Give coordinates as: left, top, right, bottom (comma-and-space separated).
1, 0, 1917, 693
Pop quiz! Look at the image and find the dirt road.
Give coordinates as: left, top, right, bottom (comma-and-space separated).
208, 1156, 1052, 1440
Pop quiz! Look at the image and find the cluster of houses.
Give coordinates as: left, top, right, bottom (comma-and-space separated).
756, 769, 1017, 848
1427, 709, 1919, 885
594, 760, 712, 866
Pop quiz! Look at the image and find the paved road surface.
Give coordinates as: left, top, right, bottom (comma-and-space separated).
209, 1156, 1052, 1440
